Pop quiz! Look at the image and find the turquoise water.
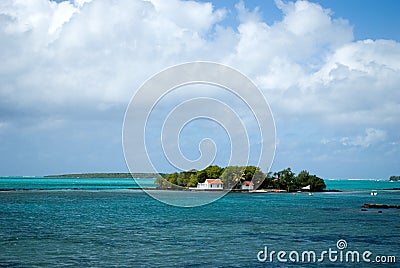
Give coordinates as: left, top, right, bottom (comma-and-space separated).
325, 179, 399, 191
0, 177, 398, 191
0, 177, 156, 190
0, 178, 399, 267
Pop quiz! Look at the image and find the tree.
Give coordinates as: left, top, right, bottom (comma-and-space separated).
294, 170, 326, 192
243, 166, 256, 181
158, 166, 326, 192
195, 169, 208, 183
243, 166, 265, 189
258, 172, 274, 189
390, 176, 400, 181
161, 166, 224, 188
177, 171, 195, 186
205, 165, 224, 180
154, 176, 166, 188
295, 170, 311, 190
275, 168, 296, 192
297, 170, 310, 184
307, 175, 326, 191
165, 172, 178, 185
155, 173, 180, 189
187, 174, 200, 187
220, 166, 245, 189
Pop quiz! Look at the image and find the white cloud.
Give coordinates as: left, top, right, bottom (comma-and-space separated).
0, 0, 231, 112
1, 0, 398, 125
150, 0, 226, 34
341, 128, 386, 147
220, 1, 399, 129
304, 39, 400, 125
74, 0, 93, 8
0, 0, 399, 176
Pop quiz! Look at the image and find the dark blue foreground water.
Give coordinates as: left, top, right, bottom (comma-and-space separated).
0, 179, 399, 267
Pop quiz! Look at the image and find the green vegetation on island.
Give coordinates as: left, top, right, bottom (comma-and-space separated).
155, 166, 326, 192
389, 176, 400, 181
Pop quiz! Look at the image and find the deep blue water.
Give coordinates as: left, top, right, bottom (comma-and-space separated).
0, 179, 399, 267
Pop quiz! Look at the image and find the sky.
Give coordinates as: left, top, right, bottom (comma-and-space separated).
0, 0, 399, 179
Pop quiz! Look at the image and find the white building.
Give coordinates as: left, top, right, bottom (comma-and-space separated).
197, 179, 223, 190
302, 185, 311, 190
241, 181, 254, 190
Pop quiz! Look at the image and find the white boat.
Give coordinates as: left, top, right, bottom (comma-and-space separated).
371, 190, 378, 196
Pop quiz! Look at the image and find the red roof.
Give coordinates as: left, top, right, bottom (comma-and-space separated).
244, 181, 254, 186
206, 179, 223, 184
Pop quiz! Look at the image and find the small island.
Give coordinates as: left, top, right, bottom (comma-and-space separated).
156, 166, 326, 192
45, 172, 163, 178
389, 176, 400, 181
44, 167, 326, 193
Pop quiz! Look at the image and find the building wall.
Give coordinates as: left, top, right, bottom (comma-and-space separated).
197, 182, 223, 189
242, 184, 254, 190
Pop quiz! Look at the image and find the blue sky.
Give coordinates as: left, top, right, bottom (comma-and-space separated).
197, 0, 400, 41
0, 0, 399, 179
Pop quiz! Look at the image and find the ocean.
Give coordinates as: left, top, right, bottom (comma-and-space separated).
0, 177, 399, 267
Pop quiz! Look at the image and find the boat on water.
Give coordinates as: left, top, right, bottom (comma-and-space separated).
371, 190, 378, 196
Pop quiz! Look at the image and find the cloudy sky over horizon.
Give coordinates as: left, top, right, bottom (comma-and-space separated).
1, 0, 399, 179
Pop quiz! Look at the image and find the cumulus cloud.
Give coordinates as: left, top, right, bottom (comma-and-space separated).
228, 0, 353, 78
0, 0, 228, 112
341, 128, 386, 147
1, 0, 398, 124
0, 0, 399, 176
226, 1, 400, 128
307, 39, 400, 125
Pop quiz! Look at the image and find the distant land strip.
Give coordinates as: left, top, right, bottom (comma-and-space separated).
45, 173, 164, 178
